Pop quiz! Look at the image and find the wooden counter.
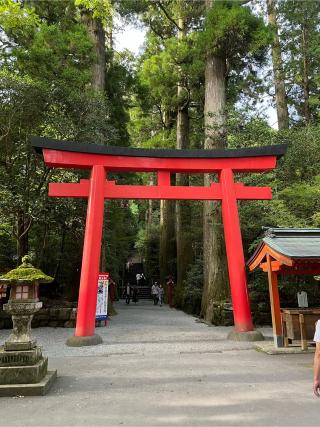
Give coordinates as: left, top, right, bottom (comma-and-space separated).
281, 308, 320, 350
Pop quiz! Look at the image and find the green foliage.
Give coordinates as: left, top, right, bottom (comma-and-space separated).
16, 22, 93, 89
0, 0, 136, 300
278, 0, 320, 122
105, 50, 136, 145
173, 256, 203, 314
200, 1, 270, 63
0, 0, 39, 43
75, 0, 112, 22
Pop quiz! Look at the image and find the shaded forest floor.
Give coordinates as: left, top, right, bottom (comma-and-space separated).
0, 301, 317, 426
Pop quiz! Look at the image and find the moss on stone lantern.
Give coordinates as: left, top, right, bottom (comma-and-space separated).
1, 255, 53, 303
0, 255, 56, 396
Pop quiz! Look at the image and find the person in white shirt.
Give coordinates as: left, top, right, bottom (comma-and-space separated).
136, 272, 145, 286
151, 282, 159, 305
313, 320, 320, 396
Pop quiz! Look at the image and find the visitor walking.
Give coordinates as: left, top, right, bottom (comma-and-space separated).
125, 282, 131, 305
136, 272, 145, 286
132, 286, 138, 304
166, 275, 175, 308
158, 284, 164, 307
151, 282, 159, 305
313, 320, 320, 396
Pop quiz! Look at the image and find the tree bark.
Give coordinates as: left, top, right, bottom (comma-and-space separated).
201, 0, 230, 322
145, 175, 156, 279
16, 211, 31, 264
146, 176, 154, 235
81, 7, 110, 312
159, 109, 176, 285
302, 19, 311, 124
54, 225, 66, 279
159, 198, 176, 284
175, 14, 192, 290
81, 10, 106, 92
267, 0, 289, 130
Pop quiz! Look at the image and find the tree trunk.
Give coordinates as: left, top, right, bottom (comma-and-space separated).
146, 176, 154, 234
81, 10, 106, 92
175, 14, 192, 291
201, 0, 230, 322
302, 20, 311, 124
267, 0, 289, 130
159, 109, 176, 285
81, 7, 111, 313
175, 100, 191, 289
159, 199, 176, 284
54, 225, 66, 279
16, 211, 31, 264
145, 175, 155, 279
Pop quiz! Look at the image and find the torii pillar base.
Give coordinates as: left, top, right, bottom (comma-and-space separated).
227, 329, 264, 342
66, 334, 102, 347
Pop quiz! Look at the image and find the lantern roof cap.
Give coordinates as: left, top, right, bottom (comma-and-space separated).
0, 255, 54, 284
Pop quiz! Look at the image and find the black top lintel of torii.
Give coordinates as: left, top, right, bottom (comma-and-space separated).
31, 136, 287, 160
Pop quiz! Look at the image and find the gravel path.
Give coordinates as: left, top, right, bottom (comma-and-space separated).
0, 300, 271, 357
0, 301, 317, 427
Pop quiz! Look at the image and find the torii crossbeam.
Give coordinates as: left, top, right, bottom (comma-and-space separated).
32, 136, 287, 345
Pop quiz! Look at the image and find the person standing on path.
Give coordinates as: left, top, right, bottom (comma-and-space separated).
125, 282, 131, 305
158, 284, 164, 307
151, 282, 159, 305
132, 286, 138, 304
166, 275, 175, 308
313, 320, 320, 396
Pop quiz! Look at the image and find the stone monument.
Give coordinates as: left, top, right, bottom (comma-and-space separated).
0, 255, 57, 396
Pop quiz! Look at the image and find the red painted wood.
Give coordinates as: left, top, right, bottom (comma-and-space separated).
220, 168, 254, 332
43, 149, 277, 172
266, 254, 282, 340
75, 165, 105, 337
49, 181, 272, 201
157, 171, 171, 186
42, 147, 281, 338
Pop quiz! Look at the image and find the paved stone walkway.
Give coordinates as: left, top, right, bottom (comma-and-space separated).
0, 301, 318, 426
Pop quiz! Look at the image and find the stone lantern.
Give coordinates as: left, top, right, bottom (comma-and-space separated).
0, 255, 57, 396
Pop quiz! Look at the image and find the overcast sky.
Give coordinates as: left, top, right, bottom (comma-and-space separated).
114, 18, 146, 55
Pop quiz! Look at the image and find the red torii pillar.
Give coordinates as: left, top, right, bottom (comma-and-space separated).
76, 165, 105, 340
32, 137, 286, 346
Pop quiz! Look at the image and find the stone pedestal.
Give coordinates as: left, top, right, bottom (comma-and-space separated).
66, 334, 102, 347
0, 347, 48, 384
227, 329, 265, 342
3, 301, 42, 351
0, 301, 56, 396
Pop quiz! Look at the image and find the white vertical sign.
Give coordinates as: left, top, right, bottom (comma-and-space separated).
96, 273, 109, 321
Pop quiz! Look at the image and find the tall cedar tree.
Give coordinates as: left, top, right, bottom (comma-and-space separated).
200, 0, 270, 321
267, 0, 289, 130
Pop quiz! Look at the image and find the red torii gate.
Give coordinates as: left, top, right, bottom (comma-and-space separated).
32, 137, 286, 346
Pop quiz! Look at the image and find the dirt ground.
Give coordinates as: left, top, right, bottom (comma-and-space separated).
0, 300, 318, 427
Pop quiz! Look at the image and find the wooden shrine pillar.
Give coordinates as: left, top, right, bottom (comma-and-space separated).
266, 253, 283, 347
